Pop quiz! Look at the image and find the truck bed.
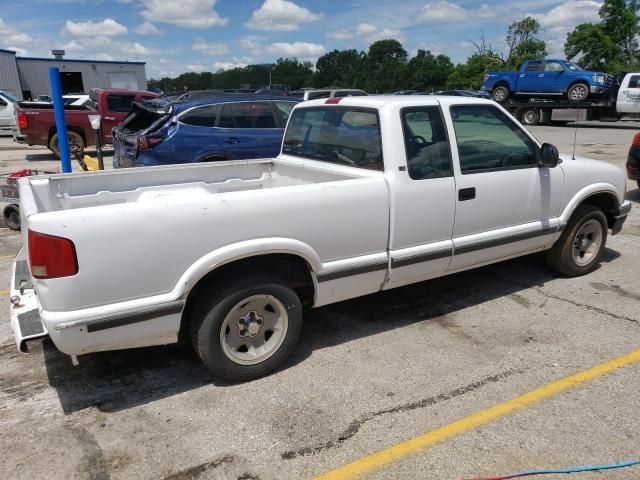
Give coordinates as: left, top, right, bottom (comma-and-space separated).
24, 158, 360, 213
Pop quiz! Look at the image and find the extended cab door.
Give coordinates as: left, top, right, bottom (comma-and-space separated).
540, 61, 566, 93
445, 103, 564, 270
385, 105, 456, 289
517, 60, 544, 92
616, 74, 640, 114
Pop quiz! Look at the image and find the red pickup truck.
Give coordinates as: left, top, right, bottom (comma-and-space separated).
13, 88, 158, 157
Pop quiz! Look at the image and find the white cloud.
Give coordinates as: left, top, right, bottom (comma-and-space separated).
356, 23, 378, 36
140, 0, 228, 29
265, 41, 325, 58
8, 33, 32, 46
186, 64, 206, 72
0, 17, 10, 34
355, 23, 403, 42
213, 57, 254, 70
8, 46, 28, 56
326, 29, 354, 40
531, 0, 601, 28
127, 42, 152, 56
64, 18, 128, 36
246, 0, 323, 31
417, 2, 494, 23
192, 38, 229, 56
134, 21, 163, 35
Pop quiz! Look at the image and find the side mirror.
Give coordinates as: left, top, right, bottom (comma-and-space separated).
539, 143, 560, 168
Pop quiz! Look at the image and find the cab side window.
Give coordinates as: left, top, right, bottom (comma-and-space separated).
628, 75, 640, 88
525, 61, 542, 72
401, 107, 452, 179
450, 105, 537, 173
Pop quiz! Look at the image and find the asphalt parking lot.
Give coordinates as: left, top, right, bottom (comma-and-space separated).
0, 123, 639, 480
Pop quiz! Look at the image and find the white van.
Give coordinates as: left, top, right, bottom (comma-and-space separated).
0, 91, 18, 135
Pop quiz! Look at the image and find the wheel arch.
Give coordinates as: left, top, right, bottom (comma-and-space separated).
561, 187, 621, 230
176, 240, 320, 342
48, 125, 87, 145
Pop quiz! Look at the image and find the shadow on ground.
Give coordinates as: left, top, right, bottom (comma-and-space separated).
43, 248, 621, 414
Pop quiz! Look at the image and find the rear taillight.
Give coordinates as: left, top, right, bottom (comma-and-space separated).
28, 230, 78, 279
632, 132, 640, 146
17, 111, 28, 130
137, 135, 163, 150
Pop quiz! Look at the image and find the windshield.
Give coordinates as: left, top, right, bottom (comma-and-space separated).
566, 62, 582, 71
0, 91, 19, 103
282, 106, 383, 171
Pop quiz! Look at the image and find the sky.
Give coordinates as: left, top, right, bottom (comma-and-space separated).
0, 0, 604, 79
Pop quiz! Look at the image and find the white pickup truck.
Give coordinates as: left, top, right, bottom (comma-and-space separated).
10, 96, 631, 381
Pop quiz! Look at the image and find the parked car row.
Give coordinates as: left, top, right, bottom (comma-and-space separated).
113, 96, 298, 167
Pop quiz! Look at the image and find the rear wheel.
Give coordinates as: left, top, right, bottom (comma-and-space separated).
3, 204, 20, 230
520, 108, 540, 126
545, 204, 607, 276
49, 131, 84, 159
190, 272, 303, 381
567, 83, 589, 102
492, 85, 509, 103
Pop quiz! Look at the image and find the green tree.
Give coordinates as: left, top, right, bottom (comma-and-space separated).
565, 0, 640, 71
406, 50, 453, 91
314, 49, 364, 87
505, 17, 547, 68
446, 53, 504, 89
272, 58, 314, 89
564, 24, 620, 71
362, 39, 408, 92
600, 0, 640, 66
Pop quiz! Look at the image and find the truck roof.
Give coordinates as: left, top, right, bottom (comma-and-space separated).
91, 88, 157, 96
300, 95, 494, 109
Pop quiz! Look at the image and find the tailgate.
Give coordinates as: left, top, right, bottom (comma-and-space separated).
9, 249, 47, 352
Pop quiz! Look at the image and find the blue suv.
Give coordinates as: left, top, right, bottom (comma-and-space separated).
113, 96, 299, 167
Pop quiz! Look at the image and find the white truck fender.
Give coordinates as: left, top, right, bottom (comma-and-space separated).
174, 237, 323, 298
559, 182, 623, 225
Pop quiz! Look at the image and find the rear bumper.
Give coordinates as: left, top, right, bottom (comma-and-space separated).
612, 200, 632, 235
9, 249, 48, 353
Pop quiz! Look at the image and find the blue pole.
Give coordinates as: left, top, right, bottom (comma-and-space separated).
48, 67, 72, 173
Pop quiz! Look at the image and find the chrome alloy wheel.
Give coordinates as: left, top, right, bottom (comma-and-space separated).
219, 294, 289, 365
572, 219, 603, 266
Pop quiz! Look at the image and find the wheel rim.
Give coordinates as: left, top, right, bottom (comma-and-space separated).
572, 219, 603, 266
524, 111, 537, 124
570, 85, 587, 101
219, 294, 289, 366
8, 211, 20, 229
494, 88, 506, 101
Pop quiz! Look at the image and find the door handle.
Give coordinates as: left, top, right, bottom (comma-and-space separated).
458, 187, 476, 201
104, 116, 116, 121
225, 137, 240, 144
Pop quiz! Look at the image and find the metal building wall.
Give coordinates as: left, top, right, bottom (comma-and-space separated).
16, 58, 147, 97
0, 50, 23, 99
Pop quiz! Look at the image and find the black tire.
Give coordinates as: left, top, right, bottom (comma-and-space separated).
492, 85, 510, 103
49, 131, 84, 159
545, 204, 607, 276
567, 83, 589, 102
3, 204, 20, 230
190, 272, 303, 381
520, 108, 540, 126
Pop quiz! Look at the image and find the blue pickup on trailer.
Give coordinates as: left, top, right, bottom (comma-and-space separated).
482, 59, 615, 103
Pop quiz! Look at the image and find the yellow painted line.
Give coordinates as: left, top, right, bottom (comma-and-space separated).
314, 348, 640, 480
0, 289, 9, 295
0, 254, 16, 260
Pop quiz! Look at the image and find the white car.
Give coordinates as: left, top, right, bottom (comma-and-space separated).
0, 90, 19, 135
9, 96, 631, 380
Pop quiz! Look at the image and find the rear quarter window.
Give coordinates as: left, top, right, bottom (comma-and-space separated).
628, 75, 640, 88
282, 106, 383, 170
179, 105, 220, 127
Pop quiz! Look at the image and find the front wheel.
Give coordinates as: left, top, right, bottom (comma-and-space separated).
492, 85, 510, 103
520, 108, 540, 126
567, 83, 589, 102
190, 273, 303, 381
545, 204, 607, 276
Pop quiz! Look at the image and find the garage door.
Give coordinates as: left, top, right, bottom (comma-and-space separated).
108, 72, 138, 90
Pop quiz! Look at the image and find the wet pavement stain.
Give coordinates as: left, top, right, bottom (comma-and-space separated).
280, 369, 521, 459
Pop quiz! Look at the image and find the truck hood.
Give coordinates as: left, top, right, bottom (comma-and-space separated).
559, 153, 626, 203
